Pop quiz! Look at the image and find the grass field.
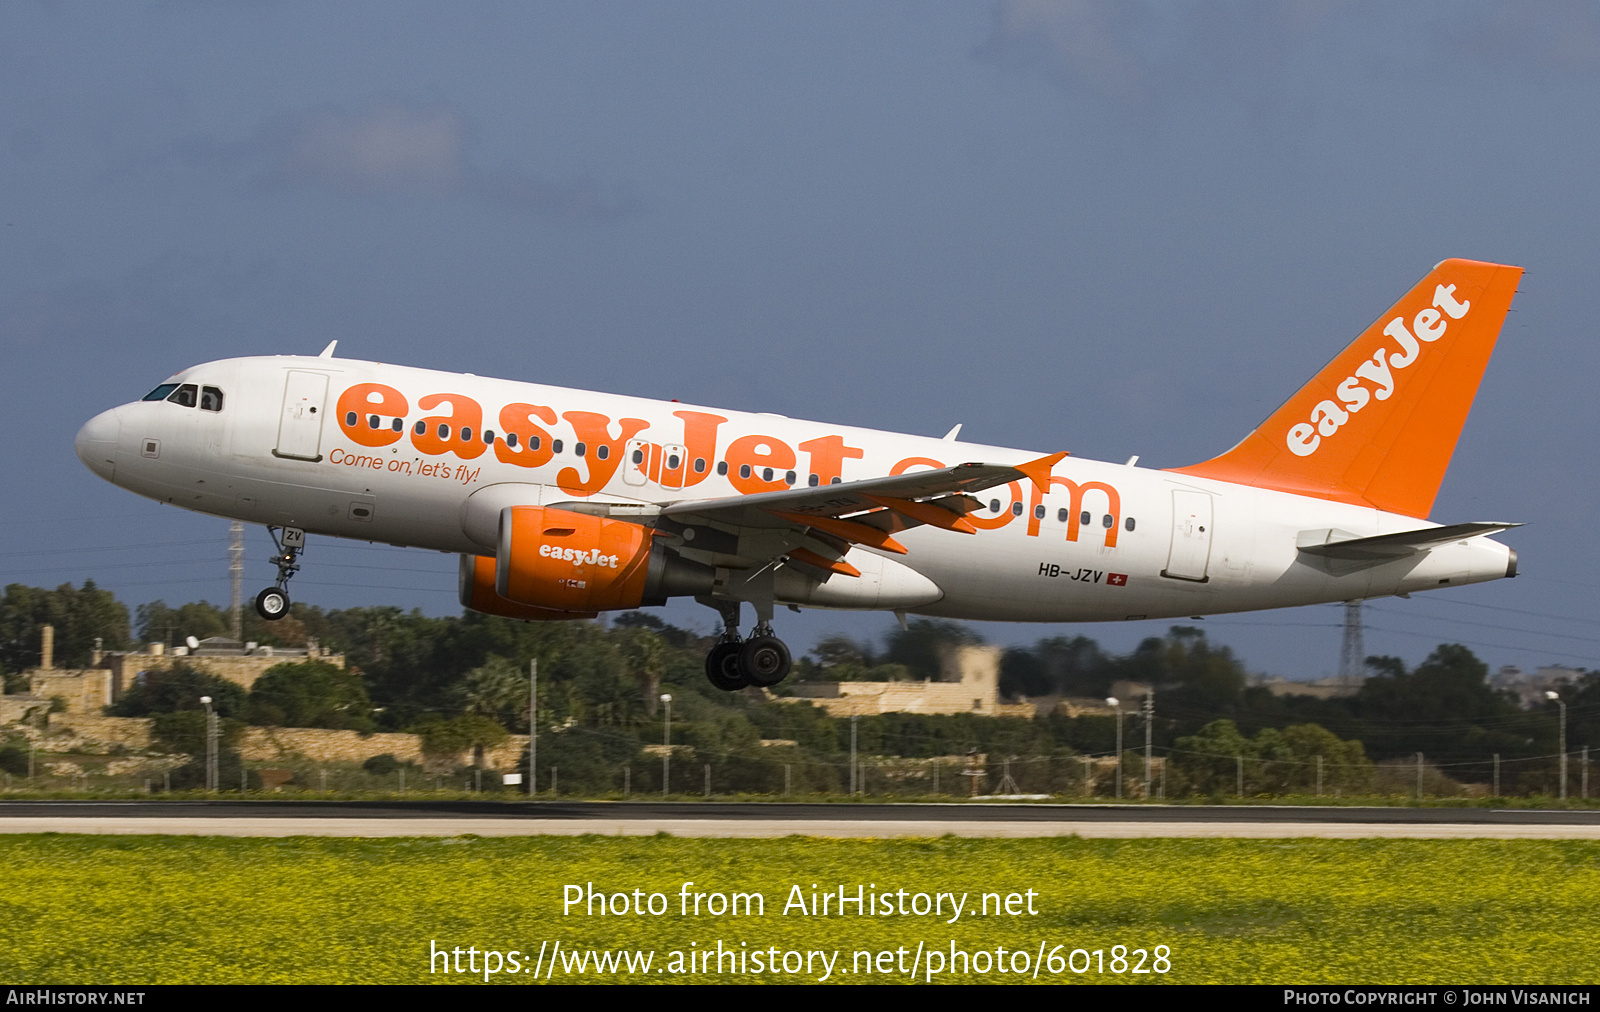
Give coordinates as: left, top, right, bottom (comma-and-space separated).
5, 834, 1597, 984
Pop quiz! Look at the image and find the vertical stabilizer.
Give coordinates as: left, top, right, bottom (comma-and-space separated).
1168, 259, 1522, 518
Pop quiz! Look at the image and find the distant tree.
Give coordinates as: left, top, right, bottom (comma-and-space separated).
247, 660, 374, 730
135, 600, 229, 646
0, 582, 130, 671
611, 611, 700, 650
1171, 719, 1258, 794
455, 655, 529, 730
363, 754, 409, 775
0, 733, 28, 776
109, 661, 247, 718
616, 627, 667, 715
883, 620, 983, 681
1352, 644, 1532, 763
1002, 635, 1114, 697
411, 713, 508, 764
150, 711, 244, 789
1173, 719, 1371, 796
806, 634, 910, 682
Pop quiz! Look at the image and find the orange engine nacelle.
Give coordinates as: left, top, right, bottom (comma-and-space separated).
458, 553, 597, 621
497, 505, 655, 613
484, 504, 713, 617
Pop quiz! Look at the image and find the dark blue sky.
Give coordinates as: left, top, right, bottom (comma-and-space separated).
5, 1, 1599, 678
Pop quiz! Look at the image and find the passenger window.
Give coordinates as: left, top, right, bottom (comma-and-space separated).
632, 449, 644, 465
200, 387, 224, 412
785, 471, 796, 485
461, 427, 473, 442
347, 412, 359, 427
391, 418, 403, 432
808, 473, 819, 487
143, 384, 178, 402
1058, 508, 1069, 522
990, 499, 1001, 513
507, 432, 519, 448
167, 384, 198, 408
1033, 504, 1045, 519
1011, 502, 1023, 516
717, 461, 728, 476
695, 458, 707, 473
1102, 514, 1114, 528
437, 424, 450, 440
368, 414, 380, 429
552, 439, 564, 454
667, 454, 680, 470
762, 467, 774, 482
739, 464, 752, 479
596, 445, 609, 460
1080, 511, 1091, 526
575, 442, 586, 457
483, 429, 495, 444
1125, 517, 1136, 532
830, 477, 841, 484
414, 421, 427, 435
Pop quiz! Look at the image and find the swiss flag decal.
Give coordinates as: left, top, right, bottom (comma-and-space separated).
1107, 573, 1128, 586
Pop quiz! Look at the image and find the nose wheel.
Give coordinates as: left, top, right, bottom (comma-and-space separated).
255, 587, 290, 621
253, 527, 305, 621
698, 599, 792, 690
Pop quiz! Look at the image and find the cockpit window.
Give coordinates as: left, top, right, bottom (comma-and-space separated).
200, 387, 224, 412
143, 383, 178, 402
167, 384, 198, 408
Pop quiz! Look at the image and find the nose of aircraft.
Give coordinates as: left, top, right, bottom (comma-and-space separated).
75, 407, 121, 481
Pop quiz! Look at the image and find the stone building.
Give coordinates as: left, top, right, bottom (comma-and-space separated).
5, 625, 346, 716
781, 644, 1038, 717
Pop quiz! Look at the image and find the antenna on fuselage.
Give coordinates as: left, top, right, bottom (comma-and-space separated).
318, 340, 338, 358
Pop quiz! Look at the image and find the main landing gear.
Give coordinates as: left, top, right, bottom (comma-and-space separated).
254, 526, 305, 621
702, 599, 791, 691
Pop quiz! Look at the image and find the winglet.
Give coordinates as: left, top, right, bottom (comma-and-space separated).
1014, 452, 1068, 493
318, 340, 338, 358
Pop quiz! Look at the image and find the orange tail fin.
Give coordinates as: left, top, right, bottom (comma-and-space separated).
1167, 259, 1522, 518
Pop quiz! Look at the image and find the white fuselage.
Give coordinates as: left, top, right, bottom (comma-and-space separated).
75, 355, 1516, 622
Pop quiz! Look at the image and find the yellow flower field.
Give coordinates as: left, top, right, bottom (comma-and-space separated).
4, 835, 1595, 984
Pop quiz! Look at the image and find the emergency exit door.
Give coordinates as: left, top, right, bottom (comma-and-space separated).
273, 370, 329, 462
1162, 489, 1213, 582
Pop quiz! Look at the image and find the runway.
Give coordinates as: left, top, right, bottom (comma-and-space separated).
2, 800, 1598, 838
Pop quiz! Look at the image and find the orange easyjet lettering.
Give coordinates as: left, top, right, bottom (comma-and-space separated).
411, 393, 487, 459
495, 402, 558, 469
336, 383, 408, 448
726, 435, 796, 494
798, 434, 864, 486
557, 411, 649, 496
1027, 476, 1121, 547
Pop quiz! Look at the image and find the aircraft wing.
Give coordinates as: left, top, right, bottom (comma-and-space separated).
648, 452, 1063, 550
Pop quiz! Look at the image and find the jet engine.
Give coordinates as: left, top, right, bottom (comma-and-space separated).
458, 553, 596, 621
491, 505, 713, 615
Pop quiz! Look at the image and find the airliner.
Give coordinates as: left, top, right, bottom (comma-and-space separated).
75, 259, 1522, 690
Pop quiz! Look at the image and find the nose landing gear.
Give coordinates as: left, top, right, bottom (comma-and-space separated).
699, 598, 792, 691
253, 527, 304, 621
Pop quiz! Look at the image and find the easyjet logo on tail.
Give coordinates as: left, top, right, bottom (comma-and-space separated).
1285, 284, 1473, 457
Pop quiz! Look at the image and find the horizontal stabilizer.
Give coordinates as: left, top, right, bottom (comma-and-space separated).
1296, 522, 1521, 560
